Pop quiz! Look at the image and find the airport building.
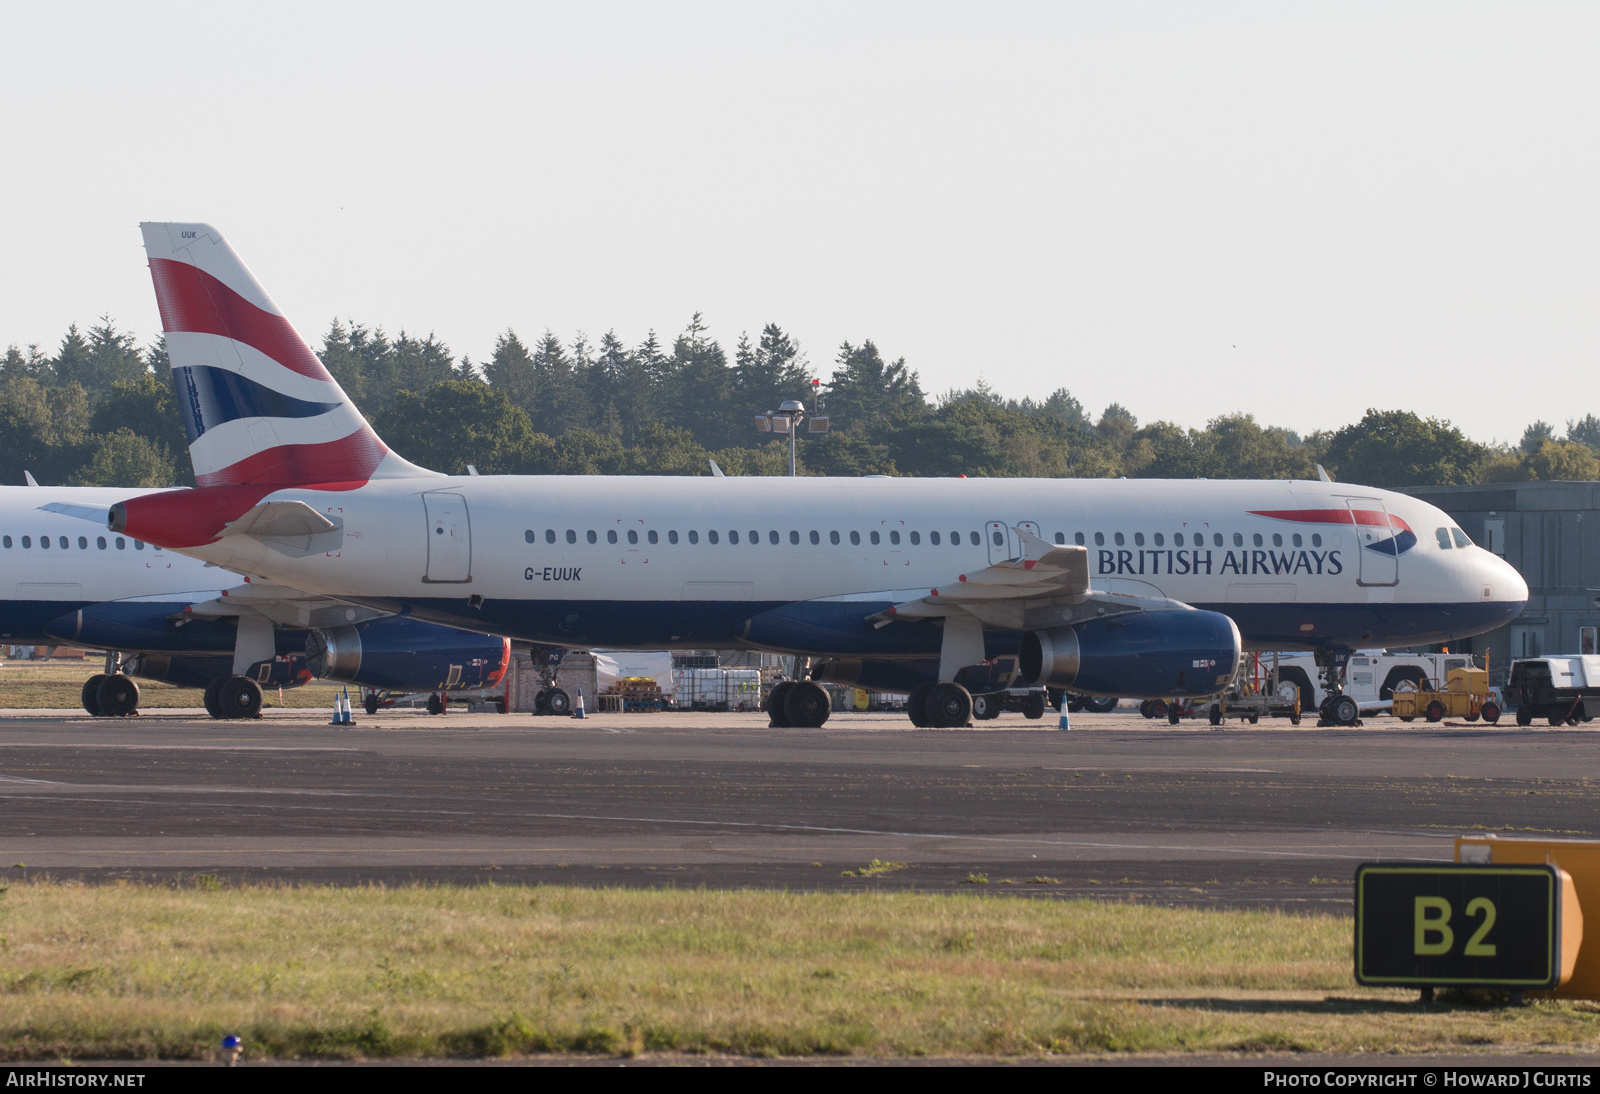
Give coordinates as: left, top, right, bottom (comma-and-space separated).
1403, 481, 1600, 675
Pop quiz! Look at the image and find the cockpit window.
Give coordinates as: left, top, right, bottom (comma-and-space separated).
1436, 528, 1452, 549
1452, 528, 1472, 548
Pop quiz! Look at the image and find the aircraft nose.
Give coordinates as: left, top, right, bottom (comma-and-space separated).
1478, 549, 1528, 617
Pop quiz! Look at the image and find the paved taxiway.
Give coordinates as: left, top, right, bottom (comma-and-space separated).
1, 707, 1595, 909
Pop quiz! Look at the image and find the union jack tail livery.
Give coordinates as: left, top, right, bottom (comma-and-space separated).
140, 223, 433, 488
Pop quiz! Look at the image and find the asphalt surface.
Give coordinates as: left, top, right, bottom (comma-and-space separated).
2, 706, 1597, 910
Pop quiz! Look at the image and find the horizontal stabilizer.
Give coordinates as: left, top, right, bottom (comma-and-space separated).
37, 501, 111, 525
222, 501, 337, 538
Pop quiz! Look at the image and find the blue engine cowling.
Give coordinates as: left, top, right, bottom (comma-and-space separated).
1019, 610, 1241, 697
307, 617, 510, 691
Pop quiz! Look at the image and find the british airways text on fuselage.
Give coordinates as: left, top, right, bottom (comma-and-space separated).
1099, 548, 1342, 577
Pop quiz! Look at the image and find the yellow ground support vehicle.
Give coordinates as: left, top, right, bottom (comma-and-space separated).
1392, 665, 1500, 724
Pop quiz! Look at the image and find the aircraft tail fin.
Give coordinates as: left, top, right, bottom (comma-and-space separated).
139, 222, 435, 488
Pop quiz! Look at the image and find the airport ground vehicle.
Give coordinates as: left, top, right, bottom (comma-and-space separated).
99, 223, 1528, 730
970, 686, 1051, 720
1266, 651, 1481, 720
1391, 665, 1499, 723
1507, 657, 1600, 726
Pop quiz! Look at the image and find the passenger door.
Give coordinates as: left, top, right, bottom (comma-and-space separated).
1346, 498, 1399, 587
423, 492, 471, 583
984, 521, 1040, 565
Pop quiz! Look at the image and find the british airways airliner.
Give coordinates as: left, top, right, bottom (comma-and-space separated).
88, 223, 1527, 729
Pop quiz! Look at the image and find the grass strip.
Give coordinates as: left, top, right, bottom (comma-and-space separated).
1, 881, 1598, 1060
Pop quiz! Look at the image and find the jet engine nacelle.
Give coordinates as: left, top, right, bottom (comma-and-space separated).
307, 617, 510, 692
1019, 610, 1241, 698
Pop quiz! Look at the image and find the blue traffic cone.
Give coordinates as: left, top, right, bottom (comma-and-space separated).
573, 687, 586, 719
1058, 703, 1070, 731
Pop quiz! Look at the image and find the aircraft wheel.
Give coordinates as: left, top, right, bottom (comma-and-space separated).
1138, 700, 1153, 719
1548, 713, 1567, 727
202, 678, 223, 719
1465, 712, 1480, 722
1021, 692, 1046, 720
905, 682, 933, 728
97, 674, 140, 717
1426, 701, 1446, 723
1516, 707, 1532, 726
545, 688, 571, 716
971, 693, 1000, 720
1208, 705, 1222, 726
1399, 716, 1414, 723
217, 676, 262, 720
1333, 695, 1360, 725
81, 674, 107, 716
925, 682, 972, 728
1249, 714, 1260, 724
1167, 704, 1181, 725
534, 688, 550, 714
364, 693, 380, 716
766, 681, 794, 727
1065, 693, 1083, 713
493, 699, 507, 715
1480, 703, 1500, 725
427, 693, 444, 716
1083, 696, 1118, 713
783, 681, 831, 728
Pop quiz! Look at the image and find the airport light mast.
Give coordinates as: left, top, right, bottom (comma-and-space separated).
754, 383, 829, 477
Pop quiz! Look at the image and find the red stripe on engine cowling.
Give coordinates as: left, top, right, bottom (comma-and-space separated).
194, 428, 387, 489
148, 257, 331, 382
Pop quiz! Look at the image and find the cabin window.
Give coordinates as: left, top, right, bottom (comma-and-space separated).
21, 536, 30, 548
1094, 532, 1104, 546
546, 529, 556, 544
648, 530, 658, 544
1271, 533, 1282, 547
890, 530, 901, 545
60, 537, 68, 549
969, 531, 981, 546
870, 531, 880, 545
1053, 532, 1063, 544
78, 537, 87, 549
586, 530, 597, 544
97, 536, 106, 549
566, 530, 576, 544
934, 531, 944, 545
830, 531, 839, 545
1075, 532, 1085, 546
729, 530, 740, 544
809, 531, 820, 545
991, 530, 1003, 546
1311, 533, 1322, 547
135, 540, 145, 550
607, 530, 618, 544
1, 536, 9, 548
1233, 533, 1243, 547
668, 530, 679, 544
1452, 528, 1471, 548
708, 530, 719, 544
525, 530, 535, 543
850, 531, 860, 545
768, 530, 779, 545
789, 531, 799, 545
1292, 534, 1302, 547
688, 530, 698, 544
951, 531, 961, 547
1134, 532, 1145, 546
39, 535, 48, 549
115, 537, 125, 549
1152, 533, 1163, 547
1114, 532, 1125, 546
627, 529, 639, 544
909, 531, 920, 545
1252, 533, 1263, 547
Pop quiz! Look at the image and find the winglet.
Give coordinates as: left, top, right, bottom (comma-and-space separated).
23, 471, 38, 487
709, 459, 726, 478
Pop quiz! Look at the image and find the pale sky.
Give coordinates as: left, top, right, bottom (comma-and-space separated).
2, 2, 1596, 444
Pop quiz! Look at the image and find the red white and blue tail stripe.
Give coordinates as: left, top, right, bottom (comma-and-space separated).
140, 223, 434, 488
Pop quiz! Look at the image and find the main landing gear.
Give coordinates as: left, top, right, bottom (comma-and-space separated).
766, 680, 831, 728
203, 676, 264, 720
80, 653, 141, 717
904, 681, 975, 729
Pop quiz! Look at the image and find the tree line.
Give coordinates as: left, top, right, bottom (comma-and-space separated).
4, 314, 1598, 489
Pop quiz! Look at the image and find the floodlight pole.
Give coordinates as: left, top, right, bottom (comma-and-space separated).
754, 390, 830, 478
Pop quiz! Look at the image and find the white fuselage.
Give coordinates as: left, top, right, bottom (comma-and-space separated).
162, 474, 1528, 654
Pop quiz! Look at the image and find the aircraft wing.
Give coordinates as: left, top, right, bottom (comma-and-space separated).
184, 576, 384, 631
871, 526, 1195, 631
